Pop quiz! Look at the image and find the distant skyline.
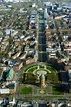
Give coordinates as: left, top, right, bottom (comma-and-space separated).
0, 0, 30, 2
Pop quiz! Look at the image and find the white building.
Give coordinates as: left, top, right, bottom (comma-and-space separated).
43, 2, 52, 7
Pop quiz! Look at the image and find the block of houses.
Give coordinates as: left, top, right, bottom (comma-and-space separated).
12, 51, 21, 59
0, 81, 16, 94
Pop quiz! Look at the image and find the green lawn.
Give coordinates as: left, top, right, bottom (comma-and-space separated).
46, 66, 57, 72
24, 64, 37, 73
52, 87, 64, 95
23, 63, 57, 73
28, 66, 37, 72
39, 65, 44, 69
20, 86, 32, 94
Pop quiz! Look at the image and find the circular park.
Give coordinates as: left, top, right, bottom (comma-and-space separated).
22, 63, 58, 87
23, 63, 57, 75
21, 63, 64, 96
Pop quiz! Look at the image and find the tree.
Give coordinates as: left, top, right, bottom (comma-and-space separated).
56, 51, 60, 58
3, 31, 6, 36
23, 73, 37, 84
52, 44, 56, 48
47, 73, 59, 84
